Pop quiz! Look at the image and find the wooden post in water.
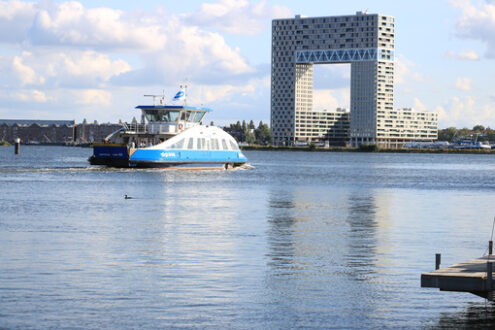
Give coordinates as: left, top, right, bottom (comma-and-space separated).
488, 262, 493, 291
14, 138, 20, 155
435, 253, 441, 270
489, 240, 493, 255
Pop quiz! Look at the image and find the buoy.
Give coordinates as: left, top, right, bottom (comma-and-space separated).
14, 137, 20, 155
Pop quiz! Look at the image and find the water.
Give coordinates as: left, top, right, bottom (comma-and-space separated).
1, 146, 495, 328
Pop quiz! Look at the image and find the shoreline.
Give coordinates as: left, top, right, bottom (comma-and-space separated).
241, 145, 495, 154
2, 143, 494, 154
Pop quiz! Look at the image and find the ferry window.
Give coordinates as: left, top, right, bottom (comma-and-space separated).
187, 138, 194, 149
229, 140, 239, 151
212, 139, 219, 150
206, 140, 210, 150
192, 112, 205, 122
145, 110, 181, 122
144, 110, 160, 122
170, 138, 185, 149
181, 111, 192, 121
168, 111, 180, 122
221, 139, 228, 150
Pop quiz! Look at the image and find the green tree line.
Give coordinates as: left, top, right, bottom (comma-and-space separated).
223, 120, 271, 145
438, 125, 495, 142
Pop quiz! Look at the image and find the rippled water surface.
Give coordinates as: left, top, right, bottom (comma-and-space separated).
2, 146, 495, 328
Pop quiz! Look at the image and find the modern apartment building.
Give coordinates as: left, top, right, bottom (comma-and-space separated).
271, 11, 437, 147
295, 108, 349, 145
378, 108, 438, 147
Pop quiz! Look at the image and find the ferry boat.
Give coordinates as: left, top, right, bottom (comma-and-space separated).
89, 88, 247, 169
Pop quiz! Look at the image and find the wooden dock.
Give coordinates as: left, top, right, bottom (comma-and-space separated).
421, 254, 495, 300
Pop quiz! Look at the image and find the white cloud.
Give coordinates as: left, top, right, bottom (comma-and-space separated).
0, 50, 131, 88
194, 84, 256, 104
11, 54, 45, 86
456, 77, 472, 91
27, 2, 167, 52
450, 0, 495, 58
0, 1, 267, 122
75, 89, 111, 105
0, 1, 258, 87
185, 0, 292, 36
436, 95, 495, 128
443, 49, 480, 60
394, 55, 424, 84
413, 98, 427, 112
14, 90, 49, 103
115, 19, 256, 85
0, 0, 36, 43
313, 88, 350, 111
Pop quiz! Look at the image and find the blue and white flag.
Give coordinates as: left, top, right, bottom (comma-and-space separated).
171, 89, 185, 103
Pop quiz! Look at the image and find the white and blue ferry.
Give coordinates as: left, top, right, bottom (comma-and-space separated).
89, 88, 247, 169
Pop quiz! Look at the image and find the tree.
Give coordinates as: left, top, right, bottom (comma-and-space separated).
248, 120, 255, 129
437, 127, 457, 142
245, 130, 256, 144
255, 121, 271, 144
473, 125, 485, 131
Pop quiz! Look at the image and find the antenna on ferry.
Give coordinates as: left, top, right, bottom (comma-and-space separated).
144, 93, 167, 106
184, 84, 188, 106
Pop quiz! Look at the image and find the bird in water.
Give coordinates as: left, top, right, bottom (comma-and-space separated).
124, 194, 133, 199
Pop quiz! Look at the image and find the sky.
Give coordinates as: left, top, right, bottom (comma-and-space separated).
0, 0, 494, 128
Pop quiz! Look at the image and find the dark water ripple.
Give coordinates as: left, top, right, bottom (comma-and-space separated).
1, 146, 495, 328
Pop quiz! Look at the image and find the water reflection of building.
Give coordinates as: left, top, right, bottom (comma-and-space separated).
266, 190, 297, 270
344, 191, 379, 277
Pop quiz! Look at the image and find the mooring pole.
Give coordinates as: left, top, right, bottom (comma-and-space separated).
14, 137, 20, 155
489, 240, 493, 255
435, 253, 441, 270
488, 262, 493, 291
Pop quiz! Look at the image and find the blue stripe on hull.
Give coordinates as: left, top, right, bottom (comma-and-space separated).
129, 149, 247, 163
131, 162, 228, 169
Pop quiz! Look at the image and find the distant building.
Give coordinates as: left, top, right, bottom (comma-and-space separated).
295, 108, 349, 146
378, 108, 438, 148
74, 122, 122, 144
0, 119, 123, 144
292, 107, 437, 147
271, 12, 437, 148
0, 119, 75, 144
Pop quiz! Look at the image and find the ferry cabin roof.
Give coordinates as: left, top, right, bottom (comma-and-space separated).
136, 105, 211, 124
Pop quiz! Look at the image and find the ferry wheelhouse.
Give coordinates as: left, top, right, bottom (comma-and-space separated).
89, 90, 247, 169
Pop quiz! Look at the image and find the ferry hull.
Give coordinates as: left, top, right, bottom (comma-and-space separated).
90, 145, 247, 169
130, 161, 241, 170
89, 144, 130, 168
129, 149, 247, 169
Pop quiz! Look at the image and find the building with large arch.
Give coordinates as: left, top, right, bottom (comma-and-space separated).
271, 12, 437, 147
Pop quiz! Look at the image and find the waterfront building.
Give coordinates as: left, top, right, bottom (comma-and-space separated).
379, 108, 438, 148
295, 108, 349, 145
0, 119, 75, 144
0, 119, 122, 144
271, 11, 437, 147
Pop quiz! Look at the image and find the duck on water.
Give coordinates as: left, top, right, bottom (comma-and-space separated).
89, 87, 248, 170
